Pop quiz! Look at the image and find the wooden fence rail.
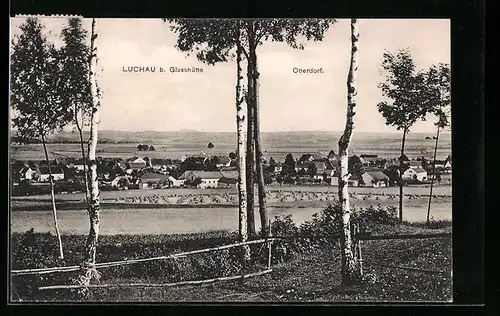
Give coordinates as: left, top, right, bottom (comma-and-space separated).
38, 269, 273, 291
12, 232, 451, 277
12, 238, 270, 276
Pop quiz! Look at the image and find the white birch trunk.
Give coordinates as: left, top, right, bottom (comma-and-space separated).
82, 19, 101, 284
235, 29, 250, 261
338, 18, 361, 285
251, 49, 269, 237
41, 137, 64, 259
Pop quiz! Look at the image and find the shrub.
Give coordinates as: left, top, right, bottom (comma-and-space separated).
352, 204, 399, 232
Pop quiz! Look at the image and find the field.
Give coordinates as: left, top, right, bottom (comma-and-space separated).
10, 130, 452, 161
10, 183, 452, 203
11, 195, 451, 235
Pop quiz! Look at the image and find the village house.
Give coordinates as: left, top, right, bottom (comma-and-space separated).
359, 171, 390, 188
402, 167, 428, 182
139, 172, 170, 189
178, 170, 221, 189
219, 170, 238, 187
73, 158, 86, 172
429, 156, 452, 174
298, 153, 324, 165
211, 155, 231, 168
19, 165, 39, 181
360, 154, 378, 167
38, 166, 65, 182
312, 160, 336, 181
167, 175, 185, 187
150, 158, 172, 171
126, 156, 147, 170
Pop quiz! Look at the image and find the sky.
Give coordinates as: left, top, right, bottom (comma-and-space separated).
10, 18, 450, 133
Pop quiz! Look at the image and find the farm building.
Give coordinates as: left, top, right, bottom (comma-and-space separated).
219, 170, 238, 187
19, 165, 39, 181
298, 153, 324, 165
139, 172, 170, 188
178, 170, 221, 188
150, 158, 172, 171
126, 157, 147, 170
38, 166, 65, 182
211, 156, 231, 168
360, 154, 378, 166
402, 167, 428, 182
359, 171, 389, 188
312, 161, 335, 181
168, 176, 185, 187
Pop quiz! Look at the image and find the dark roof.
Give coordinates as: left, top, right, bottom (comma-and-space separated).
140, 172, 169, 181
220, 170, 238, 179
363, 171, 389, 181
219, 177, 238, 184
151, 158, 172, 166
191, 171, 223, 179
184, 156, 208, 164
39, 166, 64, 175
127, 157, 145, 163
128, 162, 146, 169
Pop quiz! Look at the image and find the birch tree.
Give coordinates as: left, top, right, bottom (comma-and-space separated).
235, 24, 250, 260
168, 18, 335, 237
337, 18, 361, 285
377, 49, 428, 222
10, 17, 72, 259
81, 18, 102, 287
424, 63, 451, 224
60, 17, 92, 205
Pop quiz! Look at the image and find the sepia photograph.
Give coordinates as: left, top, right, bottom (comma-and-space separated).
9, 17, 452, 303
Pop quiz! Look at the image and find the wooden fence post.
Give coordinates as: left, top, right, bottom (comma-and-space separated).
354, 223, 363, 278
267, 219, 272, 270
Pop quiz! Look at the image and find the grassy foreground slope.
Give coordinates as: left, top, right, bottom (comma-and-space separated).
11, 223, 451, 302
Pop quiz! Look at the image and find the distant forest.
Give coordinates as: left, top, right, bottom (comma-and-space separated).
10, 136, 135, 144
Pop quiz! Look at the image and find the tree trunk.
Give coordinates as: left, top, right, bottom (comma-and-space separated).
250, 48, 269, 237
245, 30, 256, 237
426, 123, 441, 224
235, 32, 250, 261
41, 136, 64, 260
82, 18, 100, 284
399, 127, 407, 223
75, 113, 90, 209
338, 18, 361, 286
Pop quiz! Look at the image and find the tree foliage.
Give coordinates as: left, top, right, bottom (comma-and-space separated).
168, 18, 336, 65
59, 18, 92, 128
10, 17, 73, 140
377, 49, 428, 132
422, 63, 451, 128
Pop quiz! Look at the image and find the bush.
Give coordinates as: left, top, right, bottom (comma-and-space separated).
352, 205, 399, 232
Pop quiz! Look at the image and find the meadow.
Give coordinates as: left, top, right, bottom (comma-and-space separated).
10, 130, 452, 161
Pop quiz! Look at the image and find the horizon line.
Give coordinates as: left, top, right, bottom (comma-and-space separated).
44, 129, 451, 134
